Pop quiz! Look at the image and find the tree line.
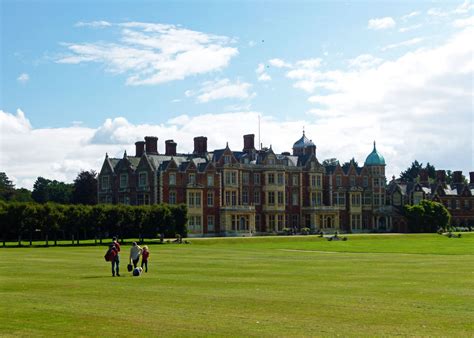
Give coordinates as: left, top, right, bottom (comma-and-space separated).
0, 201, 188, 246
0, 170, 98, 205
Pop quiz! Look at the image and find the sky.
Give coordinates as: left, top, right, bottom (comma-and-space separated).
1, 0, 473, 189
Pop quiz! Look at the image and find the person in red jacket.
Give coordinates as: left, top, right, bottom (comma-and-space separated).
111, 236, 121, 277
141, 245, 150, 272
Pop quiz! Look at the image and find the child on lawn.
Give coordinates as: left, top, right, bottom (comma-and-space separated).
141, 245, 150, 272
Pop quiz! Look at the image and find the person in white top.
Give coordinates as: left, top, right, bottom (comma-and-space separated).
129, 242, 143, 268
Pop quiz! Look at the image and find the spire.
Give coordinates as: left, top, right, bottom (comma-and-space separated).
105, 152, 108, 158
123, 150, 127, 158
373, 140, 376, 150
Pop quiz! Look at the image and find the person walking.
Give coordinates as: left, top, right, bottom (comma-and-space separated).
111, 236, 121, 277
129, 242, 142, 269
141, 246, 150, 272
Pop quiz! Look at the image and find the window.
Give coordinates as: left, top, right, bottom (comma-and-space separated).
101, 176, 110, 190
207, 175, 214, 187
351, 214, 362, 230
311, 175, 316, 187
292, 191, 298, 206
292, 174, 298, 186
351, 193, 361, 207
336, 175, 341, 187
254, 173, 261, 185
269, 215, 276, 230
138, 172, 147, 187
242, 172, 249, 185
464, 200, 470, 210
188, 216, 201, 232
413, 192, 422, 205
232, 191, 237, 205
187, 192, 201, 207
137, 193, 150, 205
268, 173, 275, 184
363, 176, 368, 187
225, 191, 231, 206
456, 199, 460, 209
169, 191, 176, 204
268, 191, 275, 205
364, 193, 372, 206
224, 171, 237, 185
277, 215, 284, 231
373, 178, 380, 187
277, 191, 284, 205
207, 216, 215, 232
317, 192, 322, 206
224, 155, 231, 164
242, 189, 249, 205
169, 173, 176, 185
188, 173, 196, 185
333, 192, 346, 206
268, 157, 275, 165
187, 192, 194, 207
374, 193, 381, 206
120, 173, 128, 188
311, 192, 317, 206
277, 173, 284, 185
350, 176, 355, 187
207, 191, 214, 207
254, 190, 260, 205
316, 175, 321, 188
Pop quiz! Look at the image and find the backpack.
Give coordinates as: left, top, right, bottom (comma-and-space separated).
104, 248, 116, 262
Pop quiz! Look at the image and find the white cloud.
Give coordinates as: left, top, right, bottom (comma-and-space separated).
75, 21, 112, 28
348, 54, 383, 69
368, 17, 396, 30
453, 16, 474, 28
57, 22, 238, 85
17, 73, 30, 83
293, 27, 473, 180
454, 0, 474, 14
427, 8, 450, 17
269, 58, 292, 68
402, 11, 421, 21
381, 37, 424, 51
256, 63, 271, 81
399, 24, 422, 32
185, 79, 254, 103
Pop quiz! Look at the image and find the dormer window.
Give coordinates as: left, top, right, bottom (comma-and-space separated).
169, 173, 176, 185
224, 155, 231, 164
268, 157, 275, 165
188, 173, 196, 185
120, 174, 128, 188
101, 176, 110, 190
138, 172, 147, 187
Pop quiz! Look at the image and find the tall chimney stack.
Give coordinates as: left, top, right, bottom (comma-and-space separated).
165, 140, 177, 156
144, 136, 158, 155
469, 172, 474, 187
243, 134, 255, 152
193, 136, 207, 155
452, 171, 463, 184
135, 141, 145, 157
419, 169, 429, 185
436, 170, 446, 183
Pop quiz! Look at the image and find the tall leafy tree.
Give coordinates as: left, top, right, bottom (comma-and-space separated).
0, 172, 15, 201
72, 170, 98, 205
342, 158, 358, 171
32, 177, 72, 204
404, 200, 451, 232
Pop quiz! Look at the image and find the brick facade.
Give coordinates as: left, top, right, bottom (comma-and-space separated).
98, 133, 474, 236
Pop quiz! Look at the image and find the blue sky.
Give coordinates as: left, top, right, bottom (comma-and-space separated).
1, 0, 473, 188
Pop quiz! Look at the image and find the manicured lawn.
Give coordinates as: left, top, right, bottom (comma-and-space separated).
0, 233, 473, 336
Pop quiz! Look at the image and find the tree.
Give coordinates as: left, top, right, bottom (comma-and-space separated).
72, 170, 98, 205
322, 158, 340, 167
399, 161, 438, 182
0, 172, 15, 201
32, 177, 72, 204
404, 200, 451, 233
342, 158, 358, 171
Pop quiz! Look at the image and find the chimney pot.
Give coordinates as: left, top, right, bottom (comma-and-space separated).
193, 136, 207, 155
436, 170, 446, 183
469, 171, 474, 186
452, 171, 463, 184
165, 139, 177, 156
144, 136, 158, 155
135, 141, 145, 157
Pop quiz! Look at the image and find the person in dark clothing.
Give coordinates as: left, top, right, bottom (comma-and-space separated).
141, 245, 150, 272
112, 236, 121, 277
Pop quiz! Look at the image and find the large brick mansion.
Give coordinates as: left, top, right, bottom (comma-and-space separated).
98, 133, 474, 236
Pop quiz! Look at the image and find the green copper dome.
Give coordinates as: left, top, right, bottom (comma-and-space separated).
364, 141, 385, 166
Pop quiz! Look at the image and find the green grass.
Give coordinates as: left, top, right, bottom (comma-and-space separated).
1, 233, 473, 337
